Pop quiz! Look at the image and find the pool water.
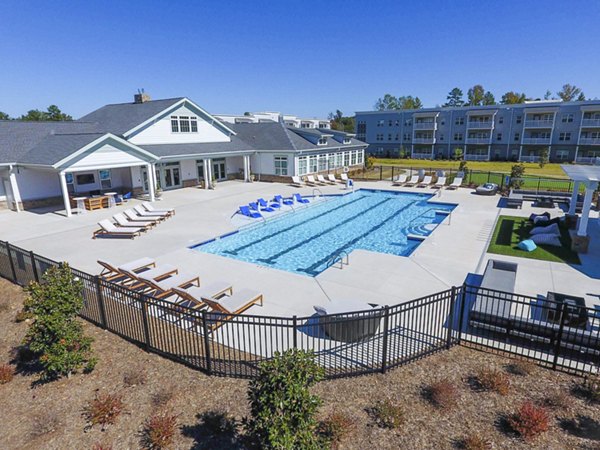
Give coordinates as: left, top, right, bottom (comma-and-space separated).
193, 190, 456, 277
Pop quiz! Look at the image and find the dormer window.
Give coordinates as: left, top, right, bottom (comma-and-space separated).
343, 138, 351, 144
171, 115, 198, 133
317, 137, 327, 145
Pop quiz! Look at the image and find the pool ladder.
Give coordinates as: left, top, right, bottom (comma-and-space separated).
327, 250, 350, 269
312, 188, 323, 198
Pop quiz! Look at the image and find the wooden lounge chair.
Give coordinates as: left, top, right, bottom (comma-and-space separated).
316, 174, 329, 185
113, 213, 154, 230
305, 175, 318, 186
327, 174, 338, 183
172, 281, 234, 309
139, 271, 200, 298
392, 174, 407, 186
120, 264, 179, 289
93, 220, 143, 239
142, 202, 175, 217
98, 257, 155, 281
202, 289, 263, 315
339, 173, 349, 184
291, 176, 303, 187
133, 205, 168, 220
123, 209, 160, 224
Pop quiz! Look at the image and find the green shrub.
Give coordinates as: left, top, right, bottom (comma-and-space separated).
509, 163, 525, 190
22, 263, 95, 381
244, 349, 324, 450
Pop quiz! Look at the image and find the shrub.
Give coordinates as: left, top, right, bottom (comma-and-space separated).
22, 264, 95, 381
508, 401, 550, 441
0, 363, 14, 384
83, 393, 124, 431
123, 368, 147, 387
200, 410, 237, 436
244, 349, 324, 450
151, 386, 176, 408
507, 359, 536, 376
474, 368, 510, 395
318, 412, 355, 449
30, 411, 61, 437
142, 410, 178, 450
367, 399, 405, 429
461, 433, 492, 450
541, 391, 569, 410
509, 163, 525, 190
427, 379, 458, 409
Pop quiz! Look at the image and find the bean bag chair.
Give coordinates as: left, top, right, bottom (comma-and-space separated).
530, 222, 560, 236
528, 212, 551, 222
517, 239, 537, 252
530, 233, 562, 247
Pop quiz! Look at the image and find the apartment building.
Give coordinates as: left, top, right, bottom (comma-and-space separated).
216, 112, 331, 129
355, 100, 600, 163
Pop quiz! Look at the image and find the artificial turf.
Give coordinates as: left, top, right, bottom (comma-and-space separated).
487, 215, 581, 265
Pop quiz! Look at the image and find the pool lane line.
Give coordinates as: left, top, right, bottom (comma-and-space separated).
223, 194, 370, 256
298, 201, 417, 275
257, 197, 394, 264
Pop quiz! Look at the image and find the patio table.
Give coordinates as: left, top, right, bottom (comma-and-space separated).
105, 192, 117, 208
73, 196, 87, 214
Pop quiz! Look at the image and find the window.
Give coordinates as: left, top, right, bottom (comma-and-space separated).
351, 151, 357, 165
562, 114, 574, 123
498, 116, 504, 124
455, 117, 464, 126
559, 132, 571, 141
439, 133, 444, 141
497, 133, 502, 141
394, 120, 400, 126
403, 133, 410, 141
171, 115, 198, 133
317, 137, 327, 145
318, 155, 327, 172
343, 152, 350, 167
343, 138, 351, 144
335, 152, 343, 167
99, 169, 112, 189
298, 156, 307, 175
388, 120, 393, 127
65, 173, 75, 194
76, 173, 95, 185
395, 134, 399, 141
377, 120, 385, 127
274, 156, 288, 176
309, 155, 318, 173
357, 150, 364, 165
388, 134, 392, 141
404, 119, 412, 126
441, 120, 445, 125
556, 150, 570, 160
516, 115, 522, 124
514, 132, 520, 141
453, 133, 463, 141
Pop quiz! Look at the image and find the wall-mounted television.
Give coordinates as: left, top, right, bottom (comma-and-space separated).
76, 173, 95, 185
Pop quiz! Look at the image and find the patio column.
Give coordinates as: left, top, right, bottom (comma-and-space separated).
577, 181, 598, 237
147, 163, 155, 202
8, 166, 22, 212
203, 158, 211, 189
568, 181, 581, 216
243, 155, 250, 182
59, 171, 72, 217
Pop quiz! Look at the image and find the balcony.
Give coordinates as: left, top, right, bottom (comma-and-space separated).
465, 137, 490, 145
464, 153, 489, 161
575, 156, 600, 164
412, 138, 435, 144
414, 122, 436, 130
467, 121, 494, 129
579, 138, 600, 145
581, 118, 600, 128
523, 119, 554, 128
520, 155, 541, 163
522, 137, 551, 145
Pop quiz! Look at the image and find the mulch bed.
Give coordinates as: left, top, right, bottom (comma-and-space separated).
0, 278, 598, 449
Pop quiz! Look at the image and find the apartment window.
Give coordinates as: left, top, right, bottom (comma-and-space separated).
404, 119, 412, 126
559, 132, 571, 141
388, 134, 392, 141
317, 137, 327, 145
556, 150, 570, 161
377, 120, 385, 127
274, 156, 288, 176
498, 116, 504, 124
394, 120, 400, 126
562, 114, 574, 123
516, 115, 522, 124
309, 155, 318, 173
357, 122, 366, 134
335, 152, 343, 167
440, 120, 445, 125
171, 115, 198, 133
453, 133, 463, 141
439, 133, 444, 141
99, 169, 112, 189
388, 120, 392, 127
514, 132, 520, 141
395, 134, 399, 141
171, 116, 179, 132
455, 117, 464, 126
298, 156, 307, 175
497, 133, 502, 141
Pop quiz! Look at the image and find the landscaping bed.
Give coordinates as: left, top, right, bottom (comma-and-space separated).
1, 278, 598, 449
487, 215, 581, 264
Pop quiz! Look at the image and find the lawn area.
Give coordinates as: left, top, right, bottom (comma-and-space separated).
487, 215, 581, 265
372, 159, 569, 178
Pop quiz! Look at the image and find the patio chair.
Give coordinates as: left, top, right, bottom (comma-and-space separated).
291, 176, 304, 187
433, 176, 447, 188
404, 175, 420, 187
258, 197, 280, 209
273, 195, 294, 206
113, 213, 154, 230
93, 220, 143, 239
138, 271, 200, 298
123, 209, 160, 224
327, 174, 338, 183
250, 201, 274, 213
293, 193, 310, 204
305, 175, 318, 186
133, 204, 168, 220
339, 173, 349, 183
447, 176, 463, 189
392, 174, 407, 186
98, 257, 155, 281
142, 202, 175, 217
239, 205, 262, 218
417, 175, 433, 187
316, 174, 329, 185
202, 288, 263, 327
320, 174, 335, 184
172, 281, 234, 309
120, 264, 179, 289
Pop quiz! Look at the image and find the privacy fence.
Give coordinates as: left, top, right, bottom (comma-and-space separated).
1, 240, 598, 378
356, 166, 577, 193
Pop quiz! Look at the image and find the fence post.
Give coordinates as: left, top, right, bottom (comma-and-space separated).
552, 302, 568, 371
293, 315, 298, 348
446, 286, 457, 349
391, 166, 395, 181
537, 177, 541, 193
379, 166, 383, 180
6, 241, 17, 283
201, 311, 212, 375
457, 283, 468, 344
29, 251, 39, 283
140, 295, 152, 351
94, 276, 108, 329
381, 306, 390, 374
487, 171, 491, 183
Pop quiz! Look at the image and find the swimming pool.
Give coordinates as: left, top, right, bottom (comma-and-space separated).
193, 190, 456, 277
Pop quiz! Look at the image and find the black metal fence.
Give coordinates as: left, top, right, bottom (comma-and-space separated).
0, 240, 597, 378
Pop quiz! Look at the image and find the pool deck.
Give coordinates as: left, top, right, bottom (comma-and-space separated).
1, 180, 598, 316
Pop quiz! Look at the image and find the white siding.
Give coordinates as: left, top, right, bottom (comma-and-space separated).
69, 143, 147, 170
130, 166, 143, 188
179, 159, 197, 181
129, 105, 231, 145
16, 169, 62, 200
252, 153, 294, 176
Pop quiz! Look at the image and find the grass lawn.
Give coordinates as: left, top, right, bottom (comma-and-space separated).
487, 215, 581, 265
372, 159, 568, 178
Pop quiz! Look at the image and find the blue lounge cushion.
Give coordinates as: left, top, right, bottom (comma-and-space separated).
293, 193, 309, 204
517, 239, 537, 252
239, 205, 262, 218
258, 197, 280, 209
274, 195, 293, 205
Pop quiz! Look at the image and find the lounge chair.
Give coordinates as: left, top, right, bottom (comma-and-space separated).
320, 174, 335, 184
202, 288, 263, 316
404, 175, 420, 187
273, 195, 294, 206
98, 257, 155, 281
113, 213, 154, 230
93, 220, 143, 239
291, 176, 303, 187
392, 174, 407, 186
447, 177, 463, 189
239, 205, 262, 218
305, 175, 318, 186
417, 176, 432, 187
142, 202, 175, 217
139, 271, 200, 298
339, 173, 349, 183
433, 176, 447, 188
172, 281, 234, 309
250, 201, 274, 213
133, 205, 168, 220
123, 209, 159, 224
258, 197, 280, 209
327, 174, 338, 183
293, 193, 310, 204
121, 264, 179, 289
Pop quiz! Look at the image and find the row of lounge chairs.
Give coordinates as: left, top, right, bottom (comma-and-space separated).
291, 173, 349, 187
392, 171, 463, 189
238, 194, 310, 219
93, 203, 175, 239
98, 258, 263, 329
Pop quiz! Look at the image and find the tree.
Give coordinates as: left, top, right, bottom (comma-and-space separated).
398, 95, 422, 109
577, 92, 586, 101
557, 84, 584, 102
453, 147, 463, 160
20, 105, 73, 121
501, 91, 527, 104
374, 94, 422, 110
467, 85, 486, 106
46, 105, 72, 121
328, 110, 355, 133
509, 163, 526, 190
544, 90, 552, 100
539, 147, 549, 168
0, 111, 10, 120
444, 88, 464, 107
483, 92, 496, 105
374, 94, 398, 111
20, 109, 47, 121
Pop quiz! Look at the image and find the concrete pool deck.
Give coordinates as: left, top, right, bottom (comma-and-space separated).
1, 180, 598, 316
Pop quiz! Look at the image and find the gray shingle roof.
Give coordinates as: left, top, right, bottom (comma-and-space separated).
18, 133, 108, 165
140, 134, 255, 158
78, 97, 185, 135
228, 122, 297, 150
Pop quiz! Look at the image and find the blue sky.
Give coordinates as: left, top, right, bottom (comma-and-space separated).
1, 1, 599, 119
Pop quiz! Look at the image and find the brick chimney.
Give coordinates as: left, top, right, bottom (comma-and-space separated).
134, 89, 151, 104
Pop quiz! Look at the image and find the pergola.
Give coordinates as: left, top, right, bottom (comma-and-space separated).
561, 164, 600, 253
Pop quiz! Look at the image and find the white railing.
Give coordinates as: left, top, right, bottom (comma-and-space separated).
412, 138, 435, 144
464, 154, 489, 161
520, 155, 542, 163
524, 120, 554, 128
579, 138, 600, 145
522, 137, 551, 145
414, 122, 436, 130
575, 156, 600, 164
581, 119, 600, 127
465, 138, 490, 144
467, 121, 494, 129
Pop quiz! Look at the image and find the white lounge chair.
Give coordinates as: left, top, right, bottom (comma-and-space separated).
418, 176, 433, 187
93, 220, 143, 239
133, 205, 168, 220
123, 209, 158, 224
98, 257, 155, 281
316, 174, 329, 185
121, 264, 179, 289
404, 175, 420, 187
433, 176, 447, 188
291, 176, 303, 187
172, 281, 234, 309
305, 175, 318, 186
113, 213, 153, 230
142, 202, 175, 217
448, 177, 463, 189
392, 174, 407, 186
140, 271, 200, 298
327, 174, 338, 183
339, 173, 349, 183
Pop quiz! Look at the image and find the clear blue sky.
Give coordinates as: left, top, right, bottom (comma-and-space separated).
1, 1, 598, 119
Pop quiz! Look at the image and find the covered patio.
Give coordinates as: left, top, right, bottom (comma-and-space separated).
562, 164, 600, 253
